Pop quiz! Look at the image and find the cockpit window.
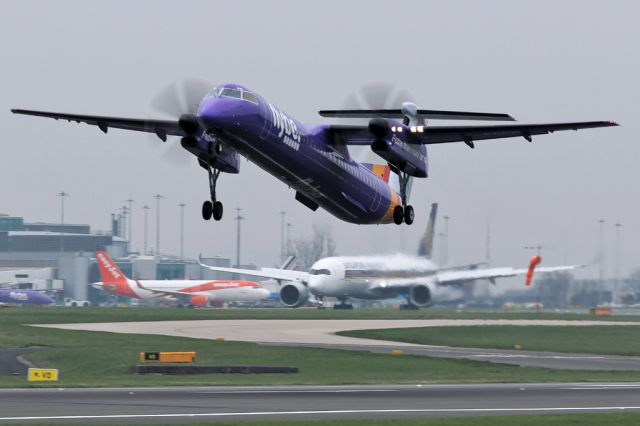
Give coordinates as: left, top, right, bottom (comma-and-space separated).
242, 91, 258, 104
310, 268, 331, 275
220, 88, 242, 99
205, 87, 259, 105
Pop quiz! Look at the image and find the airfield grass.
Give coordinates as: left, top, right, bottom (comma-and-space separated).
2, 307, 640, 388
8, 413, 640, 426
340, 325, 640, 356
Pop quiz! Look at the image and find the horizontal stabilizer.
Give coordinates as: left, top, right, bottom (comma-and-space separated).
319, 109, 515, 122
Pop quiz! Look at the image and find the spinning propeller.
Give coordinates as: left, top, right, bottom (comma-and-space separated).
340, 82, 418, 162
149, 78, 212, 165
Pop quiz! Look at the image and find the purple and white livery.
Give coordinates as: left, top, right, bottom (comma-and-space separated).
0, 289, 54, 306
12, 84, 617, 225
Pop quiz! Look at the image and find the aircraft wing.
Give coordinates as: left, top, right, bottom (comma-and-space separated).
11, 109, 183, 140
435, 265, 581, 285
326, 121, 618, 146
198, 258, 308, 282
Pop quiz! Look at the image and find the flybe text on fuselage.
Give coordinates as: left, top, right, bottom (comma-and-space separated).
391, 133, 427, 163
268, 103, 301, 151
9, 291, 28, 301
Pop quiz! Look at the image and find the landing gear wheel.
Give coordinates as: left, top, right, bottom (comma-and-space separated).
393, 205, 404, 225
213, 201, 223, 221
202, 201, 213, 220
204, 160, 223, 222
399, 303, 419, 310
404, 205, 414, 225
333, 303, 354, 310
215, 142, 223, 154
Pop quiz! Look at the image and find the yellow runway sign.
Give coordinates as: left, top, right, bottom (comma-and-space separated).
140, 351, 196, 363
27, 368, 58, 381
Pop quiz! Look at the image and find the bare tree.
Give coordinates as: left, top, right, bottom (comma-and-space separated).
292, 224, 337, 270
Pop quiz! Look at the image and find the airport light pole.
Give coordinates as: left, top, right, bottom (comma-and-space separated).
143, 205, 150, 255
286, 222, 292, 256
598, 219, 606, 280
178, 203, 186, 260
126, 198, 134, 253
58, 191, 68, 253
153, 194, 164, 256
442, 215, 450, 265
614, 222, 622, 305
485, 220, 492, 265
120, 206, 127, 239
279, 211, 286, 263
235, 208, 244, 268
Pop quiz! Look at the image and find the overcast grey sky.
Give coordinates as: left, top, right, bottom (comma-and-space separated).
2, 0, 638, 281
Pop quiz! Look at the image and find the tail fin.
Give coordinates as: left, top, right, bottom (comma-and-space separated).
96, 251, 128, 284
418, 203, 438, 258
279, 255, 296, 270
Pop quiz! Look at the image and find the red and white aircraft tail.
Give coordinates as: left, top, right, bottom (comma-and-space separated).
96, 251, 138, 297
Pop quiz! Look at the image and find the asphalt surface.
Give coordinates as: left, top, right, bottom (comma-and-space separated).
0, 347, 42, 376
36, 319, 640, 370
1, 383, 639, 423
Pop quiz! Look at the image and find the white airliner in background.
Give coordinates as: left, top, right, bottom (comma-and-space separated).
199, 205, 580, 309
93, 251, 269, 307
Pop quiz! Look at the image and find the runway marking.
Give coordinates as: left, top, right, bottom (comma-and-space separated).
471, 354, 606, 360
566, 385, 640, 390
2, 406, 640, 421
194, 389, 398, 394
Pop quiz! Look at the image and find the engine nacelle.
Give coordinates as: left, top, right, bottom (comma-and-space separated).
369, 118, 428, 178
189, 295, 209, 307
279, 282, 310, 308
409, 284, 433, 307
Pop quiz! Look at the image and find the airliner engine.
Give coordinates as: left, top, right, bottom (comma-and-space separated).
279, 282, 310, 308
408, 284, 433, 307
189, 295, 209, 307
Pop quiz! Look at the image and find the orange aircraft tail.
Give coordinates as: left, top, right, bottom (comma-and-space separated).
96, 251, 137, 297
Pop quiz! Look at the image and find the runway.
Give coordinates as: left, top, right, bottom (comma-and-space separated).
36, 319, 640, 370
1, 383, 639, 423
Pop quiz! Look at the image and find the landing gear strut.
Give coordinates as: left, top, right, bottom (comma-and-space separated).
393, 170, 414, 225
202, 161, 223, 221
333, 297, 354, 310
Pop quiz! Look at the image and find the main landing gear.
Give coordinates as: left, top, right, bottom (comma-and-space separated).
393, 170, 414, 226
201, 160, 224, 221
333, 297, 354, 310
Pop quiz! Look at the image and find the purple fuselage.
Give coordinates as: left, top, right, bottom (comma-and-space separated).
194, 84, 411, 224
0, 289, 54, 305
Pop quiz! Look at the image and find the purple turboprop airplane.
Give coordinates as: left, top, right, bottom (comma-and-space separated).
12, 84, 617, 225
0, 289, 54, 306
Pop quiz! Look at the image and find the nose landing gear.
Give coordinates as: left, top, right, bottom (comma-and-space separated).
201, 161, 224, 221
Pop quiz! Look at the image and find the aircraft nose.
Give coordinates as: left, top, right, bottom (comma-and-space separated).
40, 294, 55, 304
197, 97, 240, 130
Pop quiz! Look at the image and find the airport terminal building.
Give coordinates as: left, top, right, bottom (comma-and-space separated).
0, 213, 233, 304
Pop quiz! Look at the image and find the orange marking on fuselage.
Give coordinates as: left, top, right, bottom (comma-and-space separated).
380, 189, 402, 223
370, 164, 391, 183
180, 280, 258, 293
